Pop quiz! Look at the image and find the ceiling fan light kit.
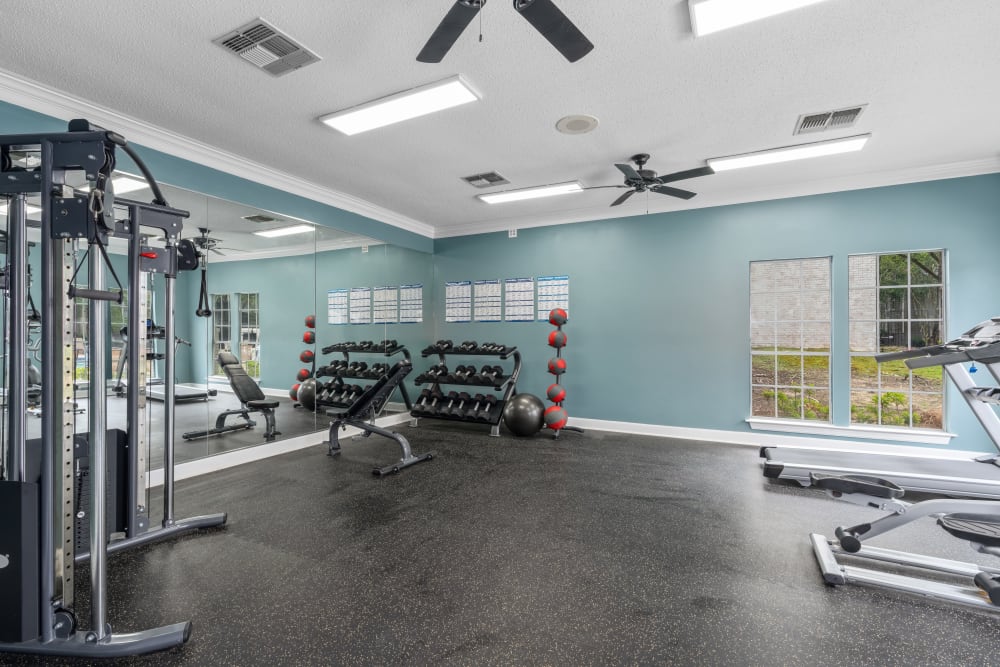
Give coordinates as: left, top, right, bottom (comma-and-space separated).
707, 134, 871, 172
319, 75, 479, 135
478, 181, 583, 204
689, 0, 832, 36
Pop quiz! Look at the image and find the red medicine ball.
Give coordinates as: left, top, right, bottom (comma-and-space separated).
546, 383, 566, 403
548, 308, 568, 326
544, 405, 568, 430
304, 314, 316, 328
289, 383, 300, 400
296, 368, 312, 381
302, 331, 315, 344
300, 349, 315, 363
547, 357, 567, 375
547, 330, 567, 348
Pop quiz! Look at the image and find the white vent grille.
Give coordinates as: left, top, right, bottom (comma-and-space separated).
462, 172, 510, 188
214, 18, 320, 77
794, 104, 866, 135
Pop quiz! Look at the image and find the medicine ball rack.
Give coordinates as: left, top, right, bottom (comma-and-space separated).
314, 341, 414, 412
411, 342, 521, 436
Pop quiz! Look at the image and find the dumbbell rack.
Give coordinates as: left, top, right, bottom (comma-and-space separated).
315, 342, 414, 412
412, 344, 521, 436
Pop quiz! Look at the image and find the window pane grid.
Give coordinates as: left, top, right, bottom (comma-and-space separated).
750, 258, 831, 422
849, 250, 945, 428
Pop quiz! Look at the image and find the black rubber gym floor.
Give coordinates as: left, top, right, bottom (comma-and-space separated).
7, 423, 1000, 666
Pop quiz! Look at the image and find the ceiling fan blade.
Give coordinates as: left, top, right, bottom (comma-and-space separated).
210, 248, 225, 256
611, 189, 637, 207
417, 0, 482, 63
614, 163, 642, 181
583, 185, 629, 190
656, 165, 715, 184
514, 0, 594, 62
651, 185, 698, 200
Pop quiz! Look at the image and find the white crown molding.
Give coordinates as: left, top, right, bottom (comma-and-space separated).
0, 68, 436, 239
434, 156, 1000, 239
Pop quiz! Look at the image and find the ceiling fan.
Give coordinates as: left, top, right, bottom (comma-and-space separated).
190, 227, 240, 256
417, 0, 593, 63
589, 154, 715, 207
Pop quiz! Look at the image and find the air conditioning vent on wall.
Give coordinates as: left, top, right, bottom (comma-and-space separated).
214, 18, 320, 77
462, 172, 510, 188
794, 104, 867, 135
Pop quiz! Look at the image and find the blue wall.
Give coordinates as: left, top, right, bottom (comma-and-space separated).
433, 174, 1000, 452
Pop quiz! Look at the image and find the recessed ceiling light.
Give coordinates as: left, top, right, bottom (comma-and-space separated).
556, 114, 599, 135
707, 134, 870, 171
253, 224, 315, 238
320, 75, 480, 136
478, 182, 584, 204
689, 0, 832, 36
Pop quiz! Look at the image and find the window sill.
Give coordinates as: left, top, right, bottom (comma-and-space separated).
746, 418, 955, 445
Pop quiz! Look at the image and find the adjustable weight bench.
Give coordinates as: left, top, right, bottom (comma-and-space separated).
326, 359, 435, 476
182, 351, 279, 441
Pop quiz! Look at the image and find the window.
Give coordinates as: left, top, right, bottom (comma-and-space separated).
238, 292, 260, 379
750, 258, 831, 421
849, 251, 945, 428
211, 294, 231, 376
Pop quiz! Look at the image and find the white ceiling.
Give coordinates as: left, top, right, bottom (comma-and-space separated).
0, 0, 998, 239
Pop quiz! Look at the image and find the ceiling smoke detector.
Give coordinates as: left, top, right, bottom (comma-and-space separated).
794, 104, 867, 135
556, 114, 599, 135
214, 18, 320, 77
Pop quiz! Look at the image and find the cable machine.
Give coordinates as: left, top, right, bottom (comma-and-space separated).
0, 121, 225, 657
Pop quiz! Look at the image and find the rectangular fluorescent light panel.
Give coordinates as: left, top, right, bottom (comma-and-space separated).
478, 182, 584, 205
707, 134, 870, 172
112, 175, 149, 194
689, 0, 831, 36
253, 224, 315, 238
320, 75, 479, 136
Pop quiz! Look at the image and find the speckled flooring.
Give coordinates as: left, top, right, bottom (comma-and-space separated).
5, 423, 1000, 666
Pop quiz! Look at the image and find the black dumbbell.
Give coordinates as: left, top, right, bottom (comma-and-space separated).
435, 339, 453, 352
449, 365, 471, 382
377, 339, 398, 351
478, 365, 503, 384
464, 393, 487, 418
457, 340, 478, 352
412, 389, 434, 413
437, 391, 459, 415
476, 395, 498, 421
428, 364, 448, 379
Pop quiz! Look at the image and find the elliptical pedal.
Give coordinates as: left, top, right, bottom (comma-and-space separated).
938, 513, 1000, 547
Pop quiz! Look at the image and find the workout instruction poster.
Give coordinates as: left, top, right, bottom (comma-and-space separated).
537, 275, 569, 320
349, 287, 372, 324
327, 288, 349, 325
399, 284, 423, 323
445, 281, 472, 322
473, 279, 502, 322
504, 277, 535, 322
373, 286, 399, 324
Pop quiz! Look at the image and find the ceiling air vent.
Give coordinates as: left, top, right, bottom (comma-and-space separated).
242, 214, 278, 223
462, 172, 510, 188
213, 18, 320, 77
794, 104, 867, 135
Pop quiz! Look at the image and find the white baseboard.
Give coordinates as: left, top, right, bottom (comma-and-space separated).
148, 412, 987, 488
147, 411, 412, 487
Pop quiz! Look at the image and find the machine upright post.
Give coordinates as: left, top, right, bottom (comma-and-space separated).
162, 255, 176, 526
88, 243, 109, 640
6, 194, 28, 482
126, 227, 145, 536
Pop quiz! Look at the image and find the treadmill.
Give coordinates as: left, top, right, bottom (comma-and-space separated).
113, 322, 217, 402
762, 317, 1000, 499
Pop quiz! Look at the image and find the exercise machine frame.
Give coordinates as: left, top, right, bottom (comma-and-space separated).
810, 473, 1000, 612
0, 122, 225, 658
762, 317, 1000, 499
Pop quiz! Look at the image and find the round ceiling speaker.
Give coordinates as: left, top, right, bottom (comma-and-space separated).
555, 114, 599, 135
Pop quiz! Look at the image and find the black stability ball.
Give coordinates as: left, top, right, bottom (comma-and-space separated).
297, 378, 317, 411
503, 393, 545, 437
